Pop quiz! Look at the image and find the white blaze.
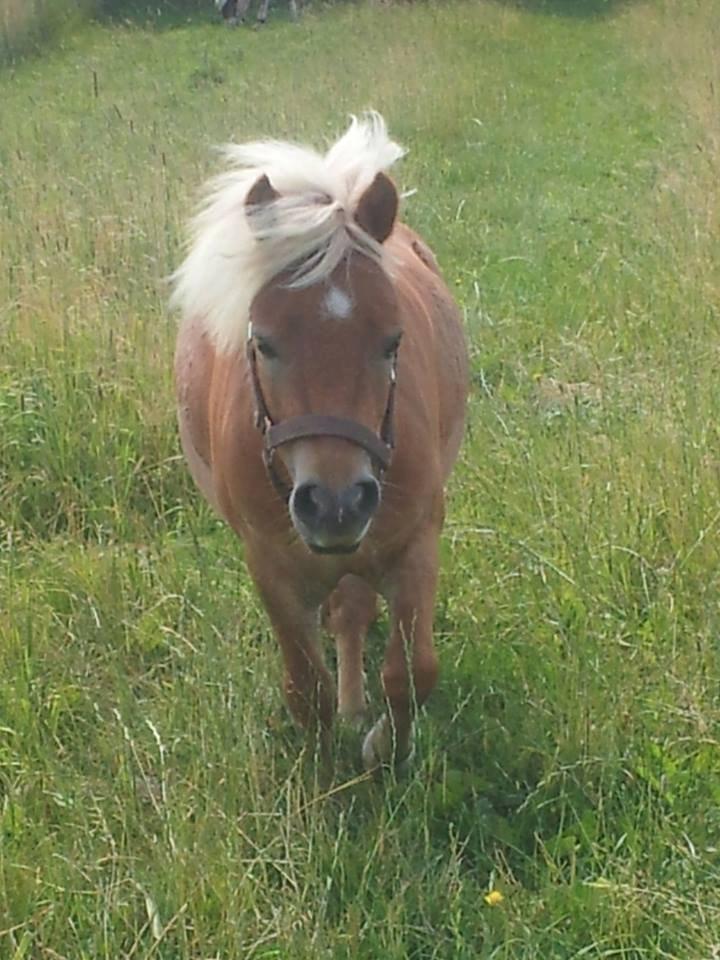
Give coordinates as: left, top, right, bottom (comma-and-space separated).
324, 286, 353, 320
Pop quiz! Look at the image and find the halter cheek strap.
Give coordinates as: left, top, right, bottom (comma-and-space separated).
246, 322, 397, 501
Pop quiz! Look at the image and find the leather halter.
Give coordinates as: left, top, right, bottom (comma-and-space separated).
246, 322, 398, 501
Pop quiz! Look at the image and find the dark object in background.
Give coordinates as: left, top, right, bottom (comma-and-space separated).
216, 0, 240, 25
215, 0, 301, 26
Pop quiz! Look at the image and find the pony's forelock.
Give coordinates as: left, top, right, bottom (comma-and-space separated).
170, 112, 405, 353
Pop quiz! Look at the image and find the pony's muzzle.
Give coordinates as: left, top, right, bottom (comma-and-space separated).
290, 477, 380, 553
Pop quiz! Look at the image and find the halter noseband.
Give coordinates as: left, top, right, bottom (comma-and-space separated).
246, 322, 398, 501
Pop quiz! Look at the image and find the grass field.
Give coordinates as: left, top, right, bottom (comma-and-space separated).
2, 0, 720, 956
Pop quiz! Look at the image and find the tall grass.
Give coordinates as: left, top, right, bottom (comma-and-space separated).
2, 1, 720, 956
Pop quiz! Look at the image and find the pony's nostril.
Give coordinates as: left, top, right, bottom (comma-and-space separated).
349, 479, 380, 518
293, 482, 322, 523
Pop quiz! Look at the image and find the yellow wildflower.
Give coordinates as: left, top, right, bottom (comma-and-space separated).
484, 890, 504, 906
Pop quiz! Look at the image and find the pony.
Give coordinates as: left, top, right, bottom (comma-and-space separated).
172, 114, 468, 770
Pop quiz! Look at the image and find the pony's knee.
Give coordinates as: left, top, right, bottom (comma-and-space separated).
381, 648, 438, 709
413, 648, 439, 705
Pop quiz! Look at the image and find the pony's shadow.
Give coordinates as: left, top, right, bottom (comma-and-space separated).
261, 599, 587, 882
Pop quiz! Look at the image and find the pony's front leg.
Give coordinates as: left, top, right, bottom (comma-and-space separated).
250, 559, 335, 737
325, 575, 377, 726
362, 531, 440, 771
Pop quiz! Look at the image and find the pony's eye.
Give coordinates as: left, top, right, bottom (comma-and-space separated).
383, 334, 402, 360
256, 338, 278, 360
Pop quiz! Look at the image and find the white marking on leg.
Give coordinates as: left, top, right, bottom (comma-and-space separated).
324, 286, 353, 320
362, 714, 415, 770
337, 665, 367, 724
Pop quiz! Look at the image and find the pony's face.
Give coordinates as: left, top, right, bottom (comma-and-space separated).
249, 256, 402, 554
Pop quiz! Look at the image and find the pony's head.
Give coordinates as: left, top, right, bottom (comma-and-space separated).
172, 114, 407, 553
247, 173, 401, 553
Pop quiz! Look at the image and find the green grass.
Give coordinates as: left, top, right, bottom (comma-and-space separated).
2, 0, 720, 955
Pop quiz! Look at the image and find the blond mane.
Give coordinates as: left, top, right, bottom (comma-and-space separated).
170, 113, 405, 354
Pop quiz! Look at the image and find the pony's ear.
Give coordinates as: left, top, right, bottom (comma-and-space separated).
354, 172, 398, 244
245, 174, 280, 228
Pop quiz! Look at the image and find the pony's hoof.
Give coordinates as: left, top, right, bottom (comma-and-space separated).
361, 715, 414, 773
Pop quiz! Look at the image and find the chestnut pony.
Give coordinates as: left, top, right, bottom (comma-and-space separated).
172, 115, 468, 769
